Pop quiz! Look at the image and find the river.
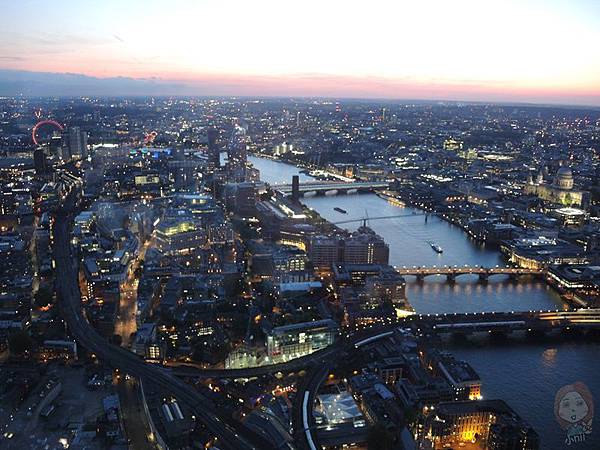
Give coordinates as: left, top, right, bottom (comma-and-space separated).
249, 155, 600, 449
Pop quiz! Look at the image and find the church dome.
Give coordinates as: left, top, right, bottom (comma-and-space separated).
557, 166, 572, 178
555, 166, 573, 190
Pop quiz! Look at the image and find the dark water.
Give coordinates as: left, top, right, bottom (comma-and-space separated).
250, 155, 600, 449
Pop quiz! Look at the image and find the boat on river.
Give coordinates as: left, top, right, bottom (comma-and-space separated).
430, 242, 443, 253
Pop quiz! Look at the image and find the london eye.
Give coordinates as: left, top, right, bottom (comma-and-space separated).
32, 119, 65, 146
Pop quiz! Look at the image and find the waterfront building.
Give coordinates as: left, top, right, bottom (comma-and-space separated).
428, 400, 539, 449
547, 264, 600, 291
500, 236, 588, 269
308, 227, 389, 268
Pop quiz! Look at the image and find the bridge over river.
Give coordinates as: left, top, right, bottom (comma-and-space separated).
273, 180, 389, 196
394, 265, 544, 282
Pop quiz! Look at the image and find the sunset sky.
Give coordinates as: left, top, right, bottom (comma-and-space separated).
1, 0, 599, 104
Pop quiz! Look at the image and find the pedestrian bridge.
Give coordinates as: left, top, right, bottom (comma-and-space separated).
273, 180, 389, 197
395, 265, 544, 282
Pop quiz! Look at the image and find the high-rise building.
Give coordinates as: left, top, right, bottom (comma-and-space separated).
226, 125, 248, 182
207, 127, 220, 170
291, 175, 300, 201
34, 148, 47, 175
233, 182, 257, 218
68, 126, 88, 159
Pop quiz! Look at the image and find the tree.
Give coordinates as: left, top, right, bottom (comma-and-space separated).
34, 286, 54, 309
8, 330, 33, 356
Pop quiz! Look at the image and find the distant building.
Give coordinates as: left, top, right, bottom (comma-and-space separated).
33, 148, 47, 175
443, 138, 463, 151
67, 126, 88, 159
224, 182, 257, 218
207, 127, 220, 170
525, 166, 589, 208
226, 125, 249, 182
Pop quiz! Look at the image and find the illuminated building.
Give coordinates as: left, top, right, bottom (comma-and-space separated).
154, 216, 206, 255
424, 351, 482, 401
428, 400, 538, 449
132, 323, 165, 361
525, 166, 589, 208
443, 138, 463, 151
500, 236, 588, 269
548, 207, 587, 227
226, 124, 249, 182
266, 319, 337, 360
35, 340, 78, 362
547, 264, 600, 290
134, 174, 160, 186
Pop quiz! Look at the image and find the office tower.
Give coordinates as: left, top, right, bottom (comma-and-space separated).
34, 148, 47, 175
226, 125, 248, 182
68, 126, 88, 159
207, 127, 220, 170
233, 182, 257, 218
291, 175, 300, 201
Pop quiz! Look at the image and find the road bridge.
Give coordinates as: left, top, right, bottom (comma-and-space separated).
395, 266, 544, 283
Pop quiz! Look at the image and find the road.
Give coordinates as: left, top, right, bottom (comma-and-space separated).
52, 205, 272, 450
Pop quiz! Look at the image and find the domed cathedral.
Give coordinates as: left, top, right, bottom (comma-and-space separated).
525, 163, 589, 208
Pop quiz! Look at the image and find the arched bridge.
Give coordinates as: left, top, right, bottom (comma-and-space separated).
395, 265, 545, 282
273, 180, 389, 197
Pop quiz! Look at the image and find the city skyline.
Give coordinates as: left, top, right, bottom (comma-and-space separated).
1, 0, 599, 105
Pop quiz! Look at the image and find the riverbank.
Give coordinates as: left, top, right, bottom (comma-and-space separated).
248, 154, 599, 450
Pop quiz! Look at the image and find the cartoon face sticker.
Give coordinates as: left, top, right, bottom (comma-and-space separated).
555, 382, 594, 445
558, 391, 589, 424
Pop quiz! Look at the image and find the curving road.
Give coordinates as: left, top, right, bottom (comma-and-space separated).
52, 207, 272, 450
